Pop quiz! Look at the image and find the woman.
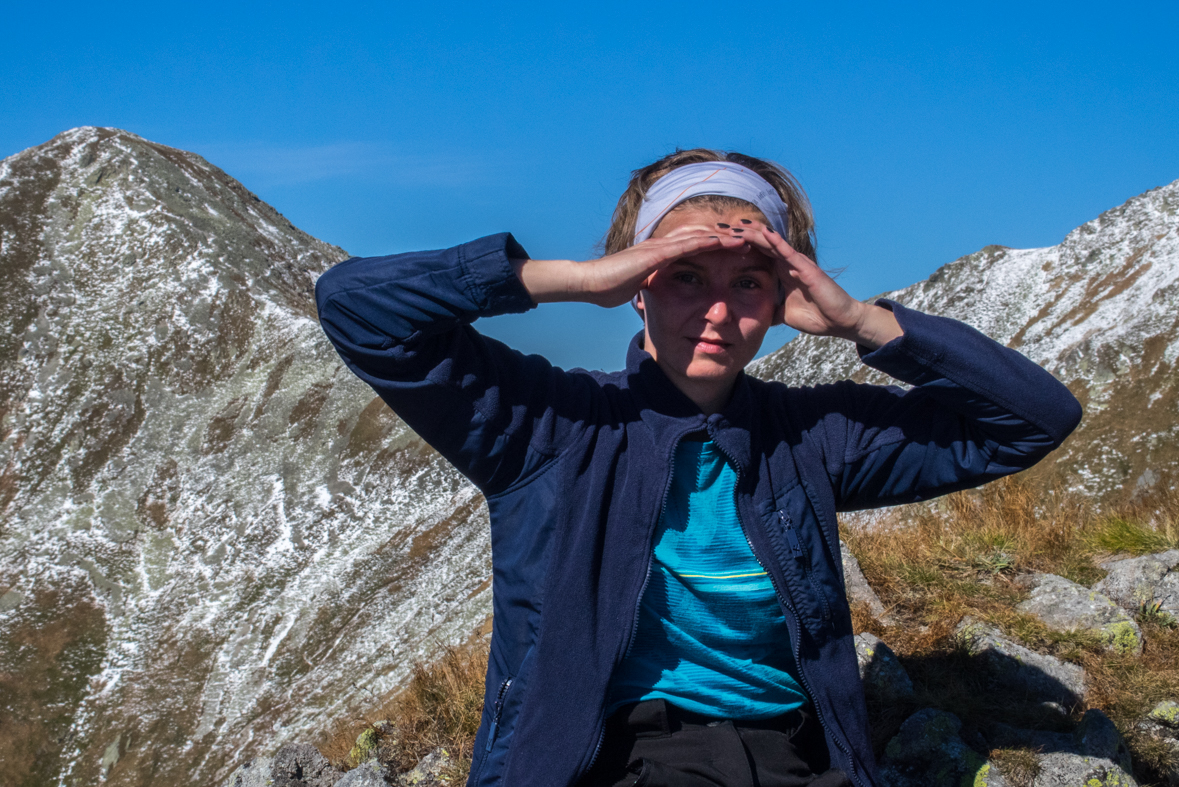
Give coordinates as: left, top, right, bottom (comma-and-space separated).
316, 150, 1081, 787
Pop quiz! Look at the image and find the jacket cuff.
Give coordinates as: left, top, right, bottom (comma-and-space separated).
456, 233, 537, 318
857, 298, 1083, 444
857, 299, 963, 387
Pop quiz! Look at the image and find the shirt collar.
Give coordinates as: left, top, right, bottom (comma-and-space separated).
624, 332, 754, 473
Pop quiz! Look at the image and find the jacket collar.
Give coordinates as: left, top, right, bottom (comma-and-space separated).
624, 332, 754, 473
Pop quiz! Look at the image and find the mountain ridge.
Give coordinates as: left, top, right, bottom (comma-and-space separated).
751, 177, 1179, 498
1, 128, 1176, 786
0, 128, 494, 787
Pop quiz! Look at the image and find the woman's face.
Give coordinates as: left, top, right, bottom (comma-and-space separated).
637, 204, 780, 410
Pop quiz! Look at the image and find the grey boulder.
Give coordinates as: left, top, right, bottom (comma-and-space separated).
1016, 573, 1143, 655
398, 748, 454, 786
224, 756, 275, 787
1149, 700, 1179, 729
956, 619, 1086, 706
1096, 551, 1179, 619
1137, 702, 1179, 786
854, 632, 914, 701
272, 744, 344, 787
1075, 709, 1133, 772
841, 541, 893, 624
337, 760, 392, 786
987, 710, 1136, 787
1032, 752, 1138, 787
878, 708, 1006, 787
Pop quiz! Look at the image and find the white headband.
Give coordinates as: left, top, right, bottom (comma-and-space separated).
632, 161, 791, 243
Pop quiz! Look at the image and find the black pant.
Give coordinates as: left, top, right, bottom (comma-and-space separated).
578, 700, 852, 787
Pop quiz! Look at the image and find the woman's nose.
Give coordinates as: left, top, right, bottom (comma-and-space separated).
705, 296, 732, 324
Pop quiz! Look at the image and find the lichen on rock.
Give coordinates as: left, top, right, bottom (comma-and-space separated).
878, 708, 1004, 787
1015, 573, 1143, 655
1095, 551, 1179, 619
854, 632, 914, 701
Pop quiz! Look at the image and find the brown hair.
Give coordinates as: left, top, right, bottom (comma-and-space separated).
602, 149, 816, 260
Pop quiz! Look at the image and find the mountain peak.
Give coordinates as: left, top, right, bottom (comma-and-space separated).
752, 177, 1179, 497
0, 129, 495, 787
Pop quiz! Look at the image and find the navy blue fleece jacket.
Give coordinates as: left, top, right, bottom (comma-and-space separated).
315, 233, 1082, 787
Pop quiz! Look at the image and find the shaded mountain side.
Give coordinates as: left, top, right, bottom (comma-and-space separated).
0, 129, 494, 787
751, 179, 1179, 500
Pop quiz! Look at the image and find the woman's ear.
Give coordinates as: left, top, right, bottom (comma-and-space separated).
631, 291, 646, 323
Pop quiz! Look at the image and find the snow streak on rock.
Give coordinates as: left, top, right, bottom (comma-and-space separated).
751, 179, 1179, 497
0, 128, 493, 787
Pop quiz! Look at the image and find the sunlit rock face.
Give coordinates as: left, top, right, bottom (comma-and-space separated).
0, 128, 493, 787
751, 179, 1179, 498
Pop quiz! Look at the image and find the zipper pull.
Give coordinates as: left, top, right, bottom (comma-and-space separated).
486, 677, 512, 752
778, 510, 804, 557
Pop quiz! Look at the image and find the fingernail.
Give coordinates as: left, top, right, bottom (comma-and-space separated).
740, 219, 752, 224
716, 223, 730, 228
766, 227, 775, 233
732, 228, 744, 233
709, 235, 719, 239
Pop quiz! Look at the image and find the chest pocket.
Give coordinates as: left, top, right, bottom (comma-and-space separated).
758, 480, 842, 636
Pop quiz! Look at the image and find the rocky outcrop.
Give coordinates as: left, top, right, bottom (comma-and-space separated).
877, 693, 1139, 786
1016, 573, 1143, 655
841, 540, 892, 624
225, 744, 343, 787
855, 632, 914, 701
955, 619, 1087, 706
339, 760, 394, 787
1095, 551, 1179, 619
1138, 700, 1179, 787
878, 709, 1007, 787
976, 703, 1150, 784
397, 748, 454, 786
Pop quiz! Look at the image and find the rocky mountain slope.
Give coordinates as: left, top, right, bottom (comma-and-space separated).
752, 179, 1179, 498
3, 126, 1176, 787
0, 129, 495, 787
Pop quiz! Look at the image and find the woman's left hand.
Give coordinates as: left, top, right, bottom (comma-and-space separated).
739, 224, 903, 350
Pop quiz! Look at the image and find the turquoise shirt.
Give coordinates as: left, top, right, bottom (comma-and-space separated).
607, 438, 808, 719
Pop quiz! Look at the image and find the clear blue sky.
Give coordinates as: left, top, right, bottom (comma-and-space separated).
5, 1, 1177, 371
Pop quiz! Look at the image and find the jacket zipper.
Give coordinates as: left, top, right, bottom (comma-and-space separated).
779, 510, 833, 624
583, 429, 689, 777
471, 675, 512, 784
711, 438, 863, 787
484, 676, 513, 752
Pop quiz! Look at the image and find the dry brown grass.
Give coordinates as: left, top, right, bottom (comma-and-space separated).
844, 474, 1179, 785
319, 636, 489, 781
989, 747, 1041, 787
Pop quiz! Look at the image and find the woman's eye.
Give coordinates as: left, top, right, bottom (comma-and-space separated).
673, 272, 701, 284
736, 278, 761, 290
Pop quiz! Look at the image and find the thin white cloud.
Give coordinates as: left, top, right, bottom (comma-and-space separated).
193, 141, 502, 188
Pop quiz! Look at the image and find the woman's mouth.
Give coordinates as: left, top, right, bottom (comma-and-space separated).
691, 337, 731, 354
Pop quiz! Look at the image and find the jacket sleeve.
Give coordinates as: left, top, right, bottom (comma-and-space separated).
820, 300, 1083, 510
315, 233, 591, 495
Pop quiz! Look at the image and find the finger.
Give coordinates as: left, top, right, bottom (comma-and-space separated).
743, 226, 827, 285
622, 232, 744, 291
645, 231, 746, 261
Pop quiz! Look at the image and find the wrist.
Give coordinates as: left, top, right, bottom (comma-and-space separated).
513, 258, 581, 304
841, 302, 903, 350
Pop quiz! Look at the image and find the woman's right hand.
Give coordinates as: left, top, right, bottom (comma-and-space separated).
513, 231, 747, 307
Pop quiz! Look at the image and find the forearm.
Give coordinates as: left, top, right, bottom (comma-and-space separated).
317, 233, 535, 357
511, 258, 587, 304
859, 300, 1082, 448
836, 302, 1082, 508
